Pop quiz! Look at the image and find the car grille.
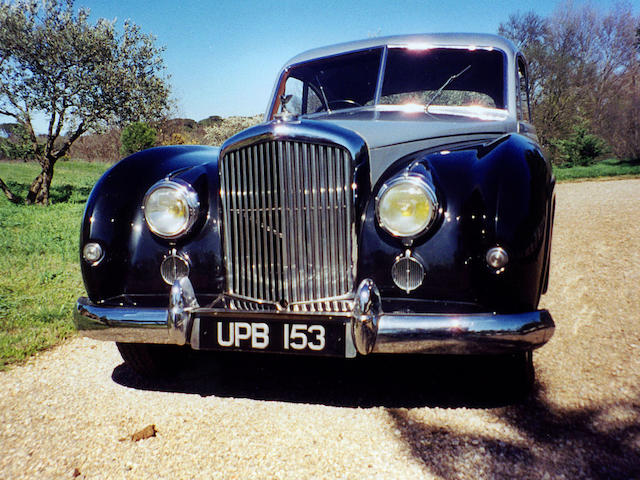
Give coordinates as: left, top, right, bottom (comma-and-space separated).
220, 140, 355, 312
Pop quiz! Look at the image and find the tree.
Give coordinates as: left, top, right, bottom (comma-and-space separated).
0, 0, 170, 204
499, 2, 640, 164
120, 122, 157, 156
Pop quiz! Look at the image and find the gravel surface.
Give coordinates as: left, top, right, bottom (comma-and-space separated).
1, 178, 639, 479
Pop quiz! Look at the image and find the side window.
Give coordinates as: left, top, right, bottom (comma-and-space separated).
306, 88, 323, 114
282, 77, 303, 115
280, 77, 325, 115
517, 57, 531, 122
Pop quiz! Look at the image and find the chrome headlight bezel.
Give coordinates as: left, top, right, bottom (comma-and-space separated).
375, 175, 439, 239
143, 179, 200, 239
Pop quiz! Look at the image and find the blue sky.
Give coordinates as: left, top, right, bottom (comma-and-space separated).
13, 0, 640, 130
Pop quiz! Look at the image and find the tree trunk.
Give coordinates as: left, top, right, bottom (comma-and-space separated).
26, 158, 56, 205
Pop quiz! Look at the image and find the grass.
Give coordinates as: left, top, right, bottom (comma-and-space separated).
554, 158, 640, 182
0, 156, 638, 369
0, 160, 109, 368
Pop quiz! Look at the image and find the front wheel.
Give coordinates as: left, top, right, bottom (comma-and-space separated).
116, 342, 190, 378
506, 350, 535, 398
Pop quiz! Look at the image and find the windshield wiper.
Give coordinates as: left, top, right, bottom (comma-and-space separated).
314, 74, 331, 113
424, 65, 471, 111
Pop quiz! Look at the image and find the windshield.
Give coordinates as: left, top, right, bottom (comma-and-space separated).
272, 46, 507, 118
381, 47, 505, 109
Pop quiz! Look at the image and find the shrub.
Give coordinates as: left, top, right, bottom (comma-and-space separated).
120, 122, 157, 156
552, 124, 608, 167
204, 115, 262, 146
162, 132, 193, 146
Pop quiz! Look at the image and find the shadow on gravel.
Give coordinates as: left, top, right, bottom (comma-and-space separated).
388, 387, 640, 479
112, 351, 530, 409
111, 353, 640, 477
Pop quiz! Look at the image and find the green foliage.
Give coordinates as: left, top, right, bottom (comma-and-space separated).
0, 123, 38, 160
120, 122, 157, 156
552, 124, 608, 167
553, 158, 640, 181
0, 160, 108, 368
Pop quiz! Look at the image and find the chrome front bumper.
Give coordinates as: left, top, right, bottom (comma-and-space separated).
74, 278, 555, 357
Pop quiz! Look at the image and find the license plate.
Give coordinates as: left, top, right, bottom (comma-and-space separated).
198, 317, 348, 357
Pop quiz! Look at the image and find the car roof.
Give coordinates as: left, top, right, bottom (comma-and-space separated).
284, 33, 518, 67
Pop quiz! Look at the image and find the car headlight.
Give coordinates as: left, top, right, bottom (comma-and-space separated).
376, 175, 438, 238
143, 180, 199, 239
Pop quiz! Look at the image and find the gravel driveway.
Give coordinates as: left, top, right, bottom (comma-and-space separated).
1, 178, 639, 479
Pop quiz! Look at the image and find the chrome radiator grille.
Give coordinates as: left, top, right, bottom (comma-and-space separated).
220, 140, 355, 312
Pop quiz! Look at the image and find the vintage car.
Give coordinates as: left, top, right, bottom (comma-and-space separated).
75, 33, 555, 386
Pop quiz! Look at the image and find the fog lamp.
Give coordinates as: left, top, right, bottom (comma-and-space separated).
161, 252, 190, 285
486, 247, 509, 269
391, 252, 425, 292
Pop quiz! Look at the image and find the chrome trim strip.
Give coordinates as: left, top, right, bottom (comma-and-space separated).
257, 144, 269, 300
246, 146, 258, 299
277, 140, 291, 303
240, 148, 251, 296
374, 45, 387, 104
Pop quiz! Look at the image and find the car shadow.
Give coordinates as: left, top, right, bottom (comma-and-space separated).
112, 351, 531, 409
388, 386, 640, 479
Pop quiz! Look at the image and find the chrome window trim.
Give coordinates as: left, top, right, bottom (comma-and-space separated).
373, 45, 388, 104
267, 46, 385, 121
268, 43, 512, 121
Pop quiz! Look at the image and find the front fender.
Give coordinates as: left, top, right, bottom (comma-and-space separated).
357, 133, 554, 312
80, 145, 223, 304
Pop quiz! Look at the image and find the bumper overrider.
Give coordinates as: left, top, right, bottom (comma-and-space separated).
74, 278, 555, 358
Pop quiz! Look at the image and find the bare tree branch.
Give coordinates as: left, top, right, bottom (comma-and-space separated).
0, 177, 21, 204
53, 121, 85, 159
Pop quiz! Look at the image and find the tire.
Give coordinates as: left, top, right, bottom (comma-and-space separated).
116, 342, 189, 378
508, 350, 535, 398
482, 351, 535, 401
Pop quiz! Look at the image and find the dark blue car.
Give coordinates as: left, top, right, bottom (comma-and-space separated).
75, 33, 555, 388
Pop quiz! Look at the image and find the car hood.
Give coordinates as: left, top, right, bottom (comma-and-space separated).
310, 109, 516, 150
